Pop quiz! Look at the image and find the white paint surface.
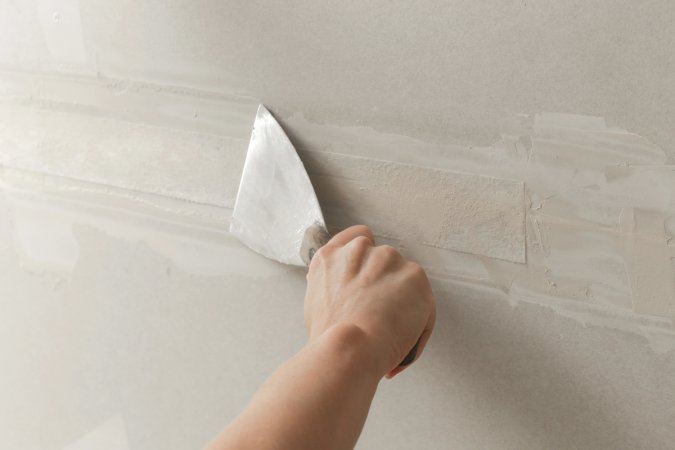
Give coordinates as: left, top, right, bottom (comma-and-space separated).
1, 2, 675, 449
62, 415, 129, 450
35, 0, 87, 67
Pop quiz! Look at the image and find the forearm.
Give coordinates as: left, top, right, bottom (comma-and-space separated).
206, 324, 385, 450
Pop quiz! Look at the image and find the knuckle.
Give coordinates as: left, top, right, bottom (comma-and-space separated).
407, 262, 428, 281
311, 245, 334, 264
378, 244, 401, 260
354, 225, 374, 240
350, 235, 372, 251
407, 261, 421, 272
313, 246, 328, 260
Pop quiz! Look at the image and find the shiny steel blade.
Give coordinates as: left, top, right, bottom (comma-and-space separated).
230, 105, 329, 266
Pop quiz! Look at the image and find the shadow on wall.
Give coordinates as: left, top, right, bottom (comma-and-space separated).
430, 284, 674, 450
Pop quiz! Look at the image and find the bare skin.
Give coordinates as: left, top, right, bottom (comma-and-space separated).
206, 225, 436, 450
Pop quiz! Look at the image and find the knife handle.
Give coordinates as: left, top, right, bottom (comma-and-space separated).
399, 337, 421, 367
301, 224, 331, 266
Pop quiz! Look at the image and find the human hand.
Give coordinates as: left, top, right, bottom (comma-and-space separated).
304, 225, 436, 379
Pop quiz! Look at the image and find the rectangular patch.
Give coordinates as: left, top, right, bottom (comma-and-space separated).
300, 151, 526, 263
0, 105, 247, 207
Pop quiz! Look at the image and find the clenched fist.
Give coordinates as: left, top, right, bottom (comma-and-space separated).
304, 225, 436, 379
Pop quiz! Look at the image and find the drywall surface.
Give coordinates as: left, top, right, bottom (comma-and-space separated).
4, 0, 675, 154
1, 1, 675, 449
1, 168, 675, 450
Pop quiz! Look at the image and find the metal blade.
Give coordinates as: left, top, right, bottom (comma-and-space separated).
230, 105, 329, 266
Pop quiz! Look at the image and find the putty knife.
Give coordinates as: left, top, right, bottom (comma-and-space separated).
230, 105, 330, 266
230, 105, 418, 366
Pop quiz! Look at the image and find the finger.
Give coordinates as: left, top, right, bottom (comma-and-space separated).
385, 295, 436, 379
327, 224, 375, 247
415, 278, 437, 363
385, 364, 405, 379
365, 244, 405, 275
410, 321, 434, 365
343, 235, 374, 274
385, 331, 429, 379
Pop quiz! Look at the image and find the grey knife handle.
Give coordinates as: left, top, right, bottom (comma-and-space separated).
399, 338, 420, 367
301, 223, 331, 266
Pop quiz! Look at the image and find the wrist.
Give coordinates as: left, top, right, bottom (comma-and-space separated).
314, 323, 389, 381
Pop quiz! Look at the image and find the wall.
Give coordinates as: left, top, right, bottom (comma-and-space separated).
1, 1, 674, 449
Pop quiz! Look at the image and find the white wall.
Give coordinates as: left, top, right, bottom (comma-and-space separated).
1, 1, 674, 449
